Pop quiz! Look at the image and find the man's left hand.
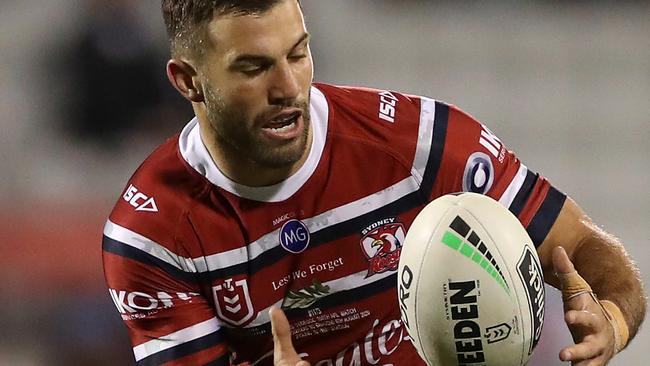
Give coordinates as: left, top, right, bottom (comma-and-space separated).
553, 246, 616, 365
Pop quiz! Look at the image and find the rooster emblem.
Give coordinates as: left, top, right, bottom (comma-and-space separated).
361, 222, 406, 277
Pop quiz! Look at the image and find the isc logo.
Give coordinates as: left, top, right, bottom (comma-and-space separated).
122, 184, 158, 212
378, 91, 399, 123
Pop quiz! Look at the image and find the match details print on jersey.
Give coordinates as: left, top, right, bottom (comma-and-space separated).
102, 84, 566, 365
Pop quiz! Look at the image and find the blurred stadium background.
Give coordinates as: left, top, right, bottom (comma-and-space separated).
1, 0, 648, 364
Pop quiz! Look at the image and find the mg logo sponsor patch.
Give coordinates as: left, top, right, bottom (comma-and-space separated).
213, 278, 255, 326
517, 246, 545, 355
279, 219, 310, 253
360, 218, 405, 277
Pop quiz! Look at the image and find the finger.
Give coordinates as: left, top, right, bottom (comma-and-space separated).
552, 246, 575, 275
566, 310, 603, 333
560, 340, 602, 363
553, 247, 594, 305
270, 307, 299, 358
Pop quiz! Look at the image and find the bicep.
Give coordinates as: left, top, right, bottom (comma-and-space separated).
535, 196, 592, 288
103, 235, 229, 366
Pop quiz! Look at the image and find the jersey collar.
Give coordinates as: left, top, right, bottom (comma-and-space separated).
179, 86, 329, 202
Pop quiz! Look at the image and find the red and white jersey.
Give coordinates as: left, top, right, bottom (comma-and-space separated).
103, 83, 566, 365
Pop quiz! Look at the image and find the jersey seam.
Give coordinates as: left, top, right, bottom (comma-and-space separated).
174, 144, 214, 282
327, 130, 414, 178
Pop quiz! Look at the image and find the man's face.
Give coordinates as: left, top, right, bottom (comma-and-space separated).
198, 0, 313, 169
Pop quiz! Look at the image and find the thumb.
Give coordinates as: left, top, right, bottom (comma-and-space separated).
270, 307, 301, 362
552, 246, 593, 305
552, 246, 575, 275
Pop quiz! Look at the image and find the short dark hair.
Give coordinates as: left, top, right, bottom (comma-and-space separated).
161, 0, 288, 60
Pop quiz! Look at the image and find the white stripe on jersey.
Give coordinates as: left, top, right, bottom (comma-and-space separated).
233, 268, 398, 329
106, 98, 438, 274
199, 97, 437, 272
132, 317, 220, 361
411, 98, 436, 181
104, 220, 208, 273
498, 163, 528, 209
196, 173, 423, 271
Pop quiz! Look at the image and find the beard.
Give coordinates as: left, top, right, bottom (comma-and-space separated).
203, 85, 311, 170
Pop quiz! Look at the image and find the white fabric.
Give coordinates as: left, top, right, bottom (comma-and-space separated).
179, 86, 329, 203
132, 317, 220, 361
498, 163, 528, 209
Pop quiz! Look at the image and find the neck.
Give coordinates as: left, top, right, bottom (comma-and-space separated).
196, 110, 313, 187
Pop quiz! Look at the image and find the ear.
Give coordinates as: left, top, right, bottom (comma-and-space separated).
166, 59, 204, 103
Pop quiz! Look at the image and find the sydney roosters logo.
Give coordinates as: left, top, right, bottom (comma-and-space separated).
360, 218, 405, 277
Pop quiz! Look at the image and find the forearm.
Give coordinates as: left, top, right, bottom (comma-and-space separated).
569, 222, 647, 341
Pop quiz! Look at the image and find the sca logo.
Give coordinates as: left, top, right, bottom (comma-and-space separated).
122, 184, 158, 212
360, 218, 405, 277
279, 219, 310, 253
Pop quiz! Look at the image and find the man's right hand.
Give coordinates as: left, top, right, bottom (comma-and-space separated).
270, 307, 310, 366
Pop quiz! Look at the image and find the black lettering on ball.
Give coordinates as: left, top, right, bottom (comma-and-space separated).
401, 265, 413, 288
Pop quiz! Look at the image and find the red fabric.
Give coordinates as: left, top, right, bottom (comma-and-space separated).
100, 83, 561, 365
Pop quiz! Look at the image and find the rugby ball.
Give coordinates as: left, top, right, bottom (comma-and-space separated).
398, 192, 544, 366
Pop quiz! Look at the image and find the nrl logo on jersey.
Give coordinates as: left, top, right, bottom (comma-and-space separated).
360, 218, 405, 278
212, 278, 255, 326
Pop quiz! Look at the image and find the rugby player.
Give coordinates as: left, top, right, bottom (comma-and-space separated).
102, 1, 646, 365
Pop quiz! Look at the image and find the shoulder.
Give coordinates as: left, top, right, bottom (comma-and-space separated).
106, 134, 209, 255
314, 82, 424, 126
314, 82, 437, 170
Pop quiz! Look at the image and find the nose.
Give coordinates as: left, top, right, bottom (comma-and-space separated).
268, 61, 300, 105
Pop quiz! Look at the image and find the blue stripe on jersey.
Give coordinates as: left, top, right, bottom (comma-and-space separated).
509, 170, 539, 217
103, 102, 450, 282
198, 102, 450, 281
102, 236, 197, 284
199, 193, 426, 282
222, 274, 398, 337
287, 273, 397, 318
419, 101, 449, 198
526, 186, 567, 247
136, 331, 226, 366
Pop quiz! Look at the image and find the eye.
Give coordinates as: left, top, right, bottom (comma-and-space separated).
289, 44, 309, 61
241, 67, 264, 76
289, 53, 307, 61
240, 63, 270, 76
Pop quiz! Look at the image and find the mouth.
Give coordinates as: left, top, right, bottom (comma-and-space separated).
261, 109, 303, 139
